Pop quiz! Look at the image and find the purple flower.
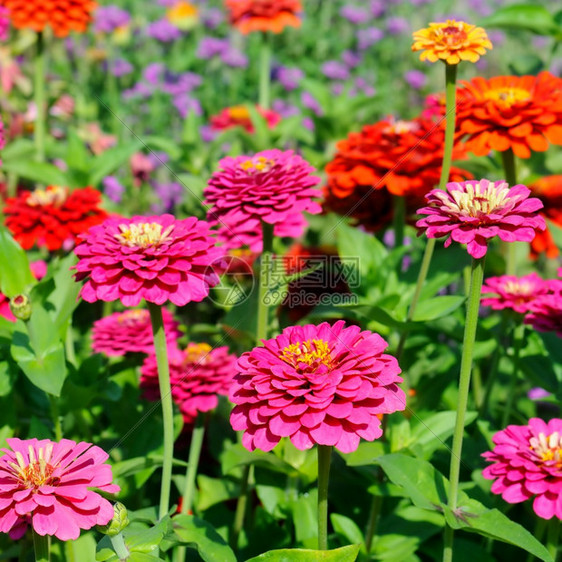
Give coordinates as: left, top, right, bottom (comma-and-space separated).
221, 47, 248, 68
321, 61, 350, 81
162, 71, 202, 95
369, 0, 386, 18
276, 66, 304, 91
488, 30, 506, 47
357, 27, 384, 50
355, 77, 375, 96
386, 17, 409, 35
200, 125, 217, 143
202, 7, 224, 29
272, 99, 300, 119
342, 50, 362, 68
94, 5, 131, 33
340, 5, 370, 25
151, 182, 184, 213
122, 82, 153, 100
301, 92, 323, 116
143, 62, 165, 86
196, 37, 229, 59
111, 58, 133, 78
404, 70, 427, 90
103, 176, 125, 203
173, 94, 202, 118
146, 19, 182, 42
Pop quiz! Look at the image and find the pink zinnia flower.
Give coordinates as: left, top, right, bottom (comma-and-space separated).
481, 273, 551, 314
229, 320, 406, 454
524, 290, 562, 336
204, 149, 322, 250
0, 438, 119, 541
416, 179, 546, 258
74, 214, 223, 307
92, 307, 181, 356
482, 418, 562, 520
140, 342, 237, 424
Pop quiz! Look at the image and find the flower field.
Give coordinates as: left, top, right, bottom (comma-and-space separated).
1, 1, 562, 561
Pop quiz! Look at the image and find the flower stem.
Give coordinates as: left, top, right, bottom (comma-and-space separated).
364, 493, 383, 553
396, 63, 458, 362
443, 256, 486, 562
34, 32, 46, 163
49, 395, 62, 441
147, 302, 174, 521
500, 148, 518, 275
109, 533, 129, 560
259, 32, 271, 110
317, 445, 333, 550
256, 222, 274, 344
230, 464, 252, 549
392, 195, 406, 249
547, 518, 560, 562
501, 323, 525, 428
32, 531, 50, 562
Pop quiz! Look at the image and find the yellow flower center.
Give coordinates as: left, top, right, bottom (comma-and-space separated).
384, 119, 420, 135
228, 105, 251, 121
185, 342, 212, 364
9, 445, 56, 488
118, 309, 149, 324
530, 432, 562, 466
240, 156, 275, 174
279, 339, 333, 370
502, 280, 533, 297
26, 185, 68, 207
440, 22, 468, 46
484, 87, 531, 108
441, 181, 510, 217
114, 222, 174, 248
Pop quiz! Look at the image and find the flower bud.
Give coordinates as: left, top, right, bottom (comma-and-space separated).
9, 294, 31, 321
96, 502, 129, 536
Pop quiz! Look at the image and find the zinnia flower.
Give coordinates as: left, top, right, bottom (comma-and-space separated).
481, 273, 551, 314
412, 20, 492, 65
4, 186, 108, 252
74, 214, 223, 307
210, 104, 281, 133
456, 72, 562, 159
0, 438, 119, 540
92, 308, 181, 357
482, 418, 562, 520
204, 149, 322, 250
528, 175, 562, 259
166, 1, 198, 30
225, 0, 302, 34
416, 179, 546, 259
323, 116, 471, 232
140, 342, 237, 424
229, 320, 406, 453
2, 0, 97, 37
524, 290, 562, 336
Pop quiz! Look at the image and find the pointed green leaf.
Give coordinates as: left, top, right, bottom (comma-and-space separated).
1, 160, 69, 186
246, 545, 361, 562
412, 296, 466, 322
0, 226, 36, 297
480, 4, 561, 35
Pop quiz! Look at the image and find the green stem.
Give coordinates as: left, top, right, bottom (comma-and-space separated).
49, 395, 62, 441
500, 148, 518, 275
443, 257, 486, 562
180, 412, 206, 515
147, 302, 174, 521
258, 33, 271, 110
317, 445, 332, 550
396, 63, 458, 362
501, 323, 525, 427
230, 464, 252, 549
109, 533, 129, 560
65, 325, 76, 367
105, 43, 122, 138
547, 518, 560, 562
364, 494, 383, 553
392, 195, 406, 249
32, 532, 50, 562
256, 222, 274, 344
34, 32, 46, 163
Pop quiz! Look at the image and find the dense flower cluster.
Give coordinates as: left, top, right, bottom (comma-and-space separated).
225, 0, 302, 34
230, 321, 405, 453
204, 149, 322, 250
0, 438, 119, 540
456, 72, 562, 159
483, 418, 562, 520
416, 179, 546, 258
140, 343, 237, 424
323, 116, 471, 231
4, 186, 108, 251
2, 0, 97, 37
74, 214, 223, 306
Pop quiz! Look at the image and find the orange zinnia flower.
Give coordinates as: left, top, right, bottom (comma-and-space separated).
225, 0, 302, 34
412, 20, 492, 65
456, 72, 562, 159
528, 175, 562, 259
323, 116, 471, 231
2, 0, 97, 37
210, 104, 281, 133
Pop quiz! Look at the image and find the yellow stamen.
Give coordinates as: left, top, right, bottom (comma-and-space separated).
530, 431, 562, 466
114, 222, 174, 248
436, 181, 510, 217
484, 87, 531, 108
26, 185, 68, 207
279, 339, 333, 370
239, 155, 275, 174
185, 342, 212, 364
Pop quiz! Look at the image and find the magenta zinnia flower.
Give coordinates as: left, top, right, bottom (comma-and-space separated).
524, 290, 562, 336
140, 342, 237, 424
0, 438, 119, 541
229, 321, 406, 454
92, 307, 181, 356
74, 214, 223, 306
416, 179, 546, 258
204, 149, 322, 250
482, 418, 562, 520
481, 273, 551, 314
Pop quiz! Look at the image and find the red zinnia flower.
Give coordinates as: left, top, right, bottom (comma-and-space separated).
0, 438, 119, 540
416, 179, 546, 258
225, 0, 302, 34
4, 185, 108, 251
230, 320, 405, 453
2, 0, 97, 37
140, 342, 237, 424
323, 116, 471, 231
92, 308, 181, 357
528, 175, 562, 259
210, 105, 281, 133
456, 72, 562, 159
74, 214, 223, 307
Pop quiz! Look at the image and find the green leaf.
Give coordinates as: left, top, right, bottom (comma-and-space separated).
0, 226, 36, 297
412, 296, 466, 322
221, 443, 293, 475
479, 4, 561, 35
0, 138, 35, 161
330, 514, 365, 546
336, 223, 387, 278
88, 140, 143, 187
245, 545, 361, 562
167, 514, 237, 562
1, 160, 69, 186
66, 129, 90, 172
339, 440, 388, 467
